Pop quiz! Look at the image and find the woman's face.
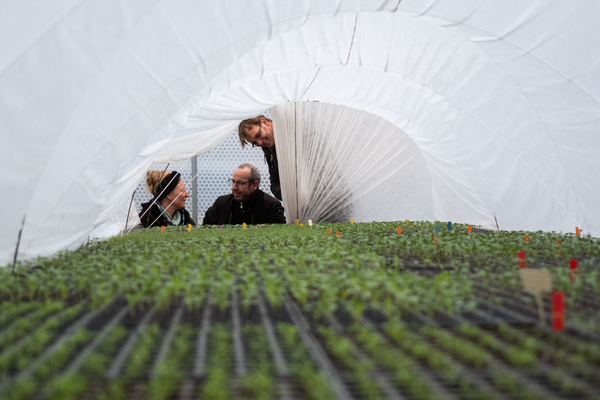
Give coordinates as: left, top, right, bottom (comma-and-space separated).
167, 180, 189, 210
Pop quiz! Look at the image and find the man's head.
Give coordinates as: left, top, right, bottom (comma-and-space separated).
238, 115, 275, 149
231, 163, 261, 201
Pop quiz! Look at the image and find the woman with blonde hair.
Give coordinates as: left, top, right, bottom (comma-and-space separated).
139, 170, 196, 228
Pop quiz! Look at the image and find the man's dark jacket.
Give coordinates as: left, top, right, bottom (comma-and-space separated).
139, 200, 196, 228
203, 189, 286, 225
262, 146, 281, 200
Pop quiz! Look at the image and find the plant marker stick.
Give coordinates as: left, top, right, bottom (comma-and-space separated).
188, 224, 192, 232
397, 226, 401, 235
569, 259, 578, 282
433, 235, 437, 246
524, 234, 529, 243
436, 225, 441, 231
518, 251, 525, 269
552, 291, 565, 331
350, 218, 354, 224
11, 215, 26, 275
308, 219, 313, 227
327, 230, 331, 234
336, 231, 341, 236
468, 225, 472, 234
295, 219, 299, 225
556, 239, 561, 256
161, 226, 165, 233
447, 221, 452, 231
576, 227, 580, 237
243, 223, 247, 229
536, 291, 546, 328
219, 225, 223, 229
300, 223, 304, 226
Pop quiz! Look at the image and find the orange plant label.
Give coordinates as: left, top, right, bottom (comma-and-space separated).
160, 226, 165, 233
397, 226, 401, 235
468, 226, 472, 234
524, 234, 529, 243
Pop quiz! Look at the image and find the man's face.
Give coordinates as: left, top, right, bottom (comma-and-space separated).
167, 180, 189, 210
231, 167, 258, 201
244, 118, 275, 148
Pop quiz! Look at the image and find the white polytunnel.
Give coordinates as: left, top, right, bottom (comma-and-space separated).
2, 0, 600, 265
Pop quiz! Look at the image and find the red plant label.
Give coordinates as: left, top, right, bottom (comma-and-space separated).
518, 251, 525, 269
552, 291, 565, 331
569, 259, 578, 281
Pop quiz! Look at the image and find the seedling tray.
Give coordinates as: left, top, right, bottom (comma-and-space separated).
1, 221, 599, 399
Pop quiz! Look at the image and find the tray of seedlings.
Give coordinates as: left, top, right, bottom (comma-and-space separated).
0, 221, 599, 399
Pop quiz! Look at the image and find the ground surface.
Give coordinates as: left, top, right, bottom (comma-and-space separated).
0, 221, 599, 400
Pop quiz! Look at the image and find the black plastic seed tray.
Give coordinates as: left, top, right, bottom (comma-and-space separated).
1, 289, 599, 400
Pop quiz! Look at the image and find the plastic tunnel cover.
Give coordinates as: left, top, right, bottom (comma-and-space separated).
1, 0, 599, 265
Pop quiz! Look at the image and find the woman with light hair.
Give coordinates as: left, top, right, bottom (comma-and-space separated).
139, 170, 196, 228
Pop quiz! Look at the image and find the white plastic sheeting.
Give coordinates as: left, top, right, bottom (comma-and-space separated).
2, 1, 600, 265
272, 102, 436, 224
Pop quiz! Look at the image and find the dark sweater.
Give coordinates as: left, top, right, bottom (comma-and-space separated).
203, 189, 286, 225
139, 200, 196, 228
262, 146, 281, 201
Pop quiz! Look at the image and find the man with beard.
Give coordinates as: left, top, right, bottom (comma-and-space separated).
203, 163, 286, 225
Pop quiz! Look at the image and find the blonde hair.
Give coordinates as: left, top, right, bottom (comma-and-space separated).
238, 115, 271, 149
145, 170, 169, 194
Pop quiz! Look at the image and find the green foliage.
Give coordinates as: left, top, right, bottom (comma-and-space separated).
0, 302, 84, 375
47, 374, 88, 400
241, 324, 275, 400
350, 322, 440, 400
0, 301, 62, 351
81, 324, 127, 376
124, 323, 161, 378
277, 323, 334, 400
457, 323, 536, 368
421, 326, 490, 368
202, 324, 232, 400
318, 326, 385, 400
0, 221, 599, 399
148, 323, 195, 400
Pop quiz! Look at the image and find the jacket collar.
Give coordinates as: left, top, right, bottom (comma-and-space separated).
233, 188, 260, 208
